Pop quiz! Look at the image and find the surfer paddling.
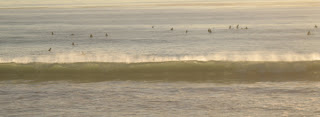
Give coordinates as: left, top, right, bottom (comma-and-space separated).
48, 48, 51, 52
90, 34, 93, 38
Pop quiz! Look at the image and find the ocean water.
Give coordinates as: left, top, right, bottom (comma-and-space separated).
1, 0, 320, 116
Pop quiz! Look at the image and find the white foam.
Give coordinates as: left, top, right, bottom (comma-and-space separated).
1, 52, 320, 63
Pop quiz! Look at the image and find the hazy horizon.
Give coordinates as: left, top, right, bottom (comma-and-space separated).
0, 0, 318, 9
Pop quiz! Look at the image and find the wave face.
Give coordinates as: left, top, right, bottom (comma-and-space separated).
1, 61, 320, 82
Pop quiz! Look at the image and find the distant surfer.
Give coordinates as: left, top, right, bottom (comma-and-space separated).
315, 25, 318, 28
307, 31, 311, 35
186, 30, 188, 33
229, 25, 232, 29
48, 48, 51, 52
171, 27, 174, 31
236, 24, 239, 29
51, 32, 54, 35
72, 42, 75, 46
71, 34, 74, 36
105, 33, 108, 37
208, 28, 212, 33
245, 27, 248, 30
90, 34, 93, 38
152, 26, 154, 28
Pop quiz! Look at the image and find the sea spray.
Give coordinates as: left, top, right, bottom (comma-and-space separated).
1, 52, 320, 63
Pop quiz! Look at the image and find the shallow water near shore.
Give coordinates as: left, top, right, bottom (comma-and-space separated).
1, 81, 320, 116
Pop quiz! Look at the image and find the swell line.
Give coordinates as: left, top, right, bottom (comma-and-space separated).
1, 61, 320, 82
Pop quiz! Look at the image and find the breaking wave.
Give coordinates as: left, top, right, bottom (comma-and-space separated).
2, 52, 320, 82
1, 61, 320, 82
1, 52, 320, 63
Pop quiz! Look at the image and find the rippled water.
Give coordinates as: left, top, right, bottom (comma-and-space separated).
1, 81, 320, 116
0, 4, 319, 63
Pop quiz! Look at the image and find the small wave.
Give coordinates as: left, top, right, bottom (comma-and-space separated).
1, 61, 320, 82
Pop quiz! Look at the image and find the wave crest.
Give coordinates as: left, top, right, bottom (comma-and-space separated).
1, 52, 320, 63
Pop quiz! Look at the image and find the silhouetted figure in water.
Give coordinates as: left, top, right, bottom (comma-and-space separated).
315, 25, 318, 28
90, 34, 93, 38
72, 42, 75, 46
208, 28, 212, 33
51, 32, 54, 35
152, 26, 154, 28
71, 34, 74, 36
186, 30, 188, 33
229, 25, 232, 29
245, 27, 248, 30
307, 31, 311, 35
236, 24, 239, 29
171, 27, 174, 31
105, 33, 108, 37
48, 48, 51, 52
